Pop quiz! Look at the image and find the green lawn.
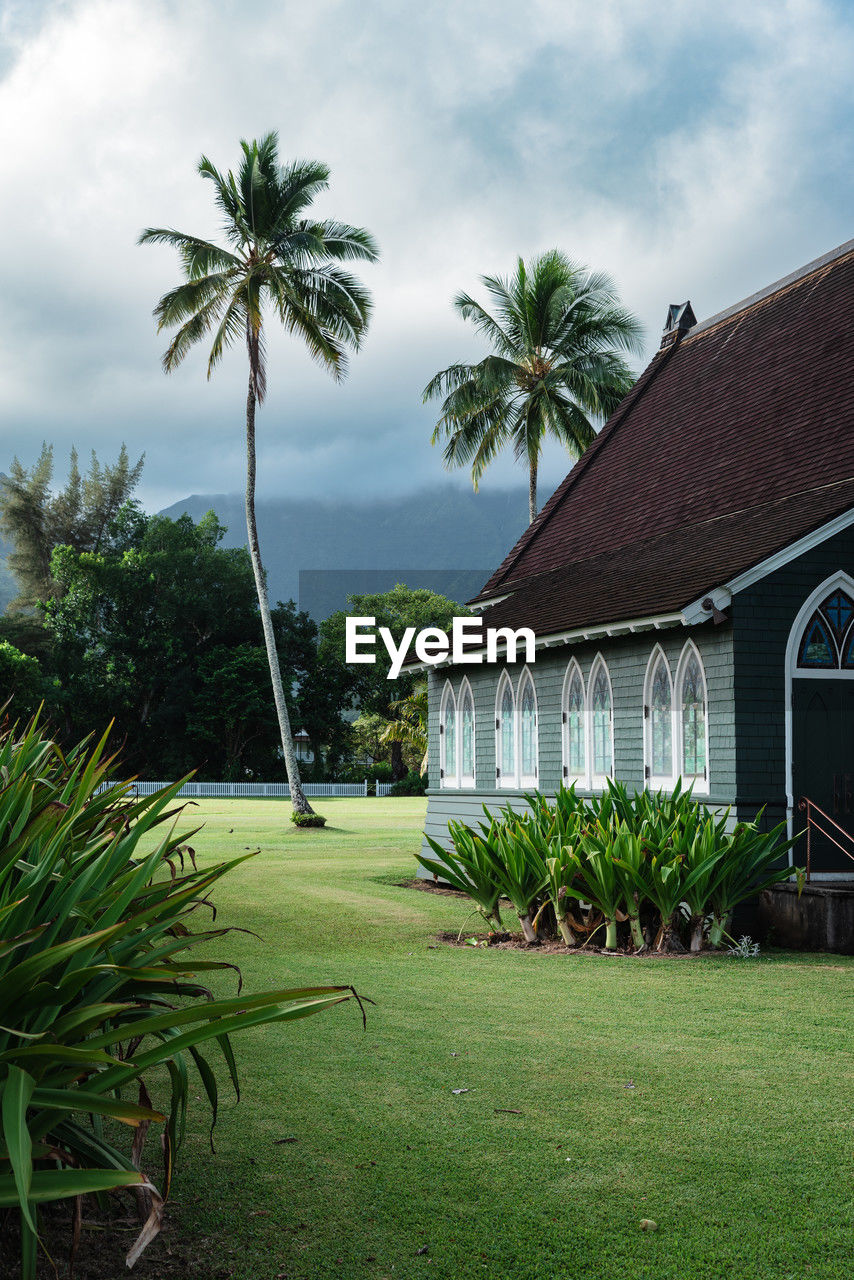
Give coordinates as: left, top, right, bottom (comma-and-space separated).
139, 799, 853, 1280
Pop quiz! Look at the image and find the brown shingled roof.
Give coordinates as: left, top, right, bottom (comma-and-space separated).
470, 239, 854, 633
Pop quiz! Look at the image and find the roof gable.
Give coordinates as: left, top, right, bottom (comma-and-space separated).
472, 239, 854, 630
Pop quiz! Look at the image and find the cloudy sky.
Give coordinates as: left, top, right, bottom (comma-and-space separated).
0, 0, 852, 512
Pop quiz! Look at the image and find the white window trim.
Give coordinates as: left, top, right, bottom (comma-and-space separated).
561, 659, 587, 788
588, 653, 614, 792
517, 666, 539, 790
643, 645, 676, 791
439, 680, 458, 789
675, 640, 710, 795
495, 672, 517, 789
458, 677, 476, 789
784, 572, 854, 848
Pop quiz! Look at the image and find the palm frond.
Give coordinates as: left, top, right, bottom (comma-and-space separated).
197, 157, 249, 244
302, 219, 380, 264
161, 295, 231, 373
267, 274, 347, 378
152, 274, 237, 331
206, 293, 247, 380
137, 229, 240, 277
454, 290, 519, 357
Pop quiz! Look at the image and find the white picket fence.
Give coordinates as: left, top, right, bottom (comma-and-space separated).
375, 782, 395, 797
103, 780, 373, 799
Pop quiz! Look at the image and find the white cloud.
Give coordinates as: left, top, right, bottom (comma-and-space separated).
0, 0, 851, 510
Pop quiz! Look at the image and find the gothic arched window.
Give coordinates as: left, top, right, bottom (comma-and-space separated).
797, 589, 854, 669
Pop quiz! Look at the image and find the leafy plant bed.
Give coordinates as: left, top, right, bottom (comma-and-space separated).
418, 781, 803, 954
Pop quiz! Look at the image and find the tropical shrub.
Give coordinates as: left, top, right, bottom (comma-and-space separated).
290, 810, 328, 827
0, 718, 360, 1278
420, 823, 504, 932
389, 770, 427, 797
417, 782, 802, 953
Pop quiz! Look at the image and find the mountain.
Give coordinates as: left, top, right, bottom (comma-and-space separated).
159, 485, 530, 619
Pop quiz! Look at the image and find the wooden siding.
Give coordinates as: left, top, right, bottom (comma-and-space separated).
733, 522, 854, 814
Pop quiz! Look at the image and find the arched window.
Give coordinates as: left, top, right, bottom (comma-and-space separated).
645, 648, 674, 787
496, 674, 517, 788
676, 643, 708, 792
797, 589, 854, 668
562, 661, 586, 785
589, 657, 613, 787
459, 679, 475, 788
518, 669, 538, 788
440, 682, 457, 788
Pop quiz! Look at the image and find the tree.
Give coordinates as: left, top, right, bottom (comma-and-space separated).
320, 584, 464, 780
0, 641, 55, 725
44, 511, 263, 775
0, 444, 144, 609
188, 643, 278, 780
381, 681, 428, 775
140, 132, 378, 815
424, 250, 643, 522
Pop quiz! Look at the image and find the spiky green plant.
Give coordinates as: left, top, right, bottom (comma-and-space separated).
573, 823, 630, 950
608, 824, 648, 952
481, 817, 549, 943
673, 809, 731, 950
417, 824, 504, 930
0, 718, 362, 1278
706, 817, 802, 946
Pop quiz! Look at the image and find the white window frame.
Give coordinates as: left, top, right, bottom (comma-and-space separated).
784, 572, 854, 842
495, 671, 518, 789
458, 677, 476, 789
561, 659, 587, 788
439, 680, 458, 789
643, 645, 676, 791
588, 654, 614, 791
675, 640, 710, 795
517, 666, 539, 789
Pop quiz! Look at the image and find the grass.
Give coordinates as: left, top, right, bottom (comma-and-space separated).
86, 800, 854, 1277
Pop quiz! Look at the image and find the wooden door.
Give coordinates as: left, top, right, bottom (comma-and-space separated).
793, 679, 854, 872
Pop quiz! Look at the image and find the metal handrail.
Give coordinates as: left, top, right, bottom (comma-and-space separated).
797, 796, 854, 882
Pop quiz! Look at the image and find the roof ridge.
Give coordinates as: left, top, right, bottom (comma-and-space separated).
473, 340, 679, 600
688, 238, 854, 340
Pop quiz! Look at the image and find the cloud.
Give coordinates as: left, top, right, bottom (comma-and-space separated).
0, 0, 851, 512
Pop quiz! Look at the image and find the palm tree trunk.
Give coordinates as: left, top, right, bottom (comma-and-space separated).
528, 457, 538, 523
244, 367, 314, 816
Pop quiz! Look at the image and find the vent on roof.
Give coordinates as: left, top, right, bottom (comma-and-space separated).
659, 301, 697, 349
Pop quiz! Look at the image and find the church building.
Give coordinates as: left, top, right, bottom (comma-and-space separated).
420, 239, 854, 883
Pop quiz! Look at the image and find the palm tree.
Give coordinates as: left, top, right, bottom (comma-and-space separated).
140, 132, 378, 815
424, 250, 643, 523
380, 682, 428, 776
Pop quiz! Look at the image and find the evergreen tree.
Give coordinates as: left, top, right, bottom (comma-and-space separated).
0, 444, 144, 608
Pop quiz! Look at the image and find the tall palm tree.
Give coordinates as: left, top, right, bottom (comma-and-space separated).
140, 132, 378, 815
424, 250, 643, 523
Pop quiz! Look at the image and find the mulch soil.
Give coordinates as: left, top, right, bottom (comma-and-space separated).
403, 877, 713, 959
434, 930, 712, 958
0, 1201, 216, 1280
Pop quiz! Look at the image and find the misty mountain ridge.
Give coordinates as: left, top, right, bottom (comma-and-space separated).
160, 484, 530, 617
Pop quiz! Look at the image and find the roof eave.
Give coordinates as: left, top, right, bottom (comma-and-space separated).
682, 500, 854, 623
401, 608, 689, 675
